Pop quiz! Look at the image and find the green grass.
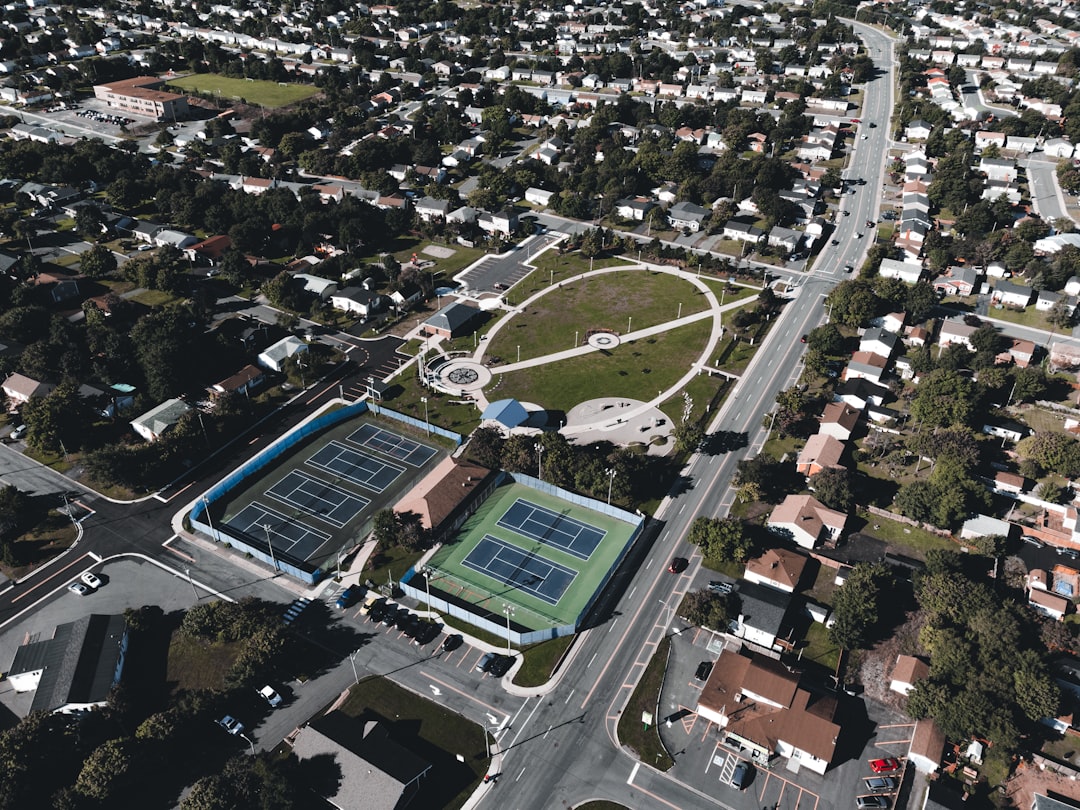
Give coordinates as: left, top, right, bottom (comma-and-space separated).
167, 74, 319, 107
659, 370, 729, 428
487, 269, 708, 363
514, 635, 575, 687
495, 319, 713, 414
617, 635, 675, 771
356, 238, 487, 279
801, 621, 841, 673
508, 252, 628, 303
364, 543, 424, 587
129, 289, 184, 307
384, 374, 482, 437
166, 631, 241, 692
339, 677, 489, 810
854, 511, 956, 558
986, 304, 1056, 330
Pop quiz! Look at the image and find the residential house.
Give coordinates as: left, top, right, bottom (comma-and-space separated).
938, 319, 978, 349
696, 647, 840, 775
993, 471, 1026, 495
722, 219, 766, 244
819, 402, 861, 441
211, 365, 264, 397
388, 283, 423, 311
414, 197, 450, 222
257, 336, 308, 373
614, 198, 657, 222
477, 208, 518, 236
743, 548, 809, 593
832, 378, 891, 410
130, 398, 192, 441
905, 119, 933, 140
796, 433, 846, 477
878, 258, 923, 284
859, 327, 900, 360
889, 655, 929, 696
767, 494, 847, 550
330, 287, 388, 317
768, 226, 803, 254
1030, 588, 1070, 621
908, 718, 946, 774
525, 188, 555, 207
979, 156, 1015, 182
6, 614, 128, 714
2, 372, 55, 408
185, 235, 233, 266
1037, 289, 1072, 315
154, 229, 198, 249
731, 580, 794, 651
982, 420, 1030, 443
668, 201, 709, 233
294, 274, 338, 300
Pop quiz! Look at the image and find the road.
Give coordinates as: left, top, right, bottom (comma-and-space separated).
1026, 155, 1076, 224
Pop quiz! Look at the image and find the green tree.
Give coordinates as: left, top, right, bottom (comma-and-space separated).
910, 369, 976, 427
805, 323, 844, 356
825, 279, 879, 327
74, 738, 135, 801
686, 516, 752, 563
1013, 365, 1049, 402
828, 562, 894, 650
809, 467, 855, 512
679, 589, 733, 631
1022, 431, 1080, 477
79, 243, 117, 279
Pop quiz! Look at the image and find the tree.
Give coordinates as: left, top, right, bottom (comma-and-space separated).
679, 589, 733, 631
809, 467, 855, 512
1013, 365, 1049, 403
467, 427, 504, 469
825, 279, 879, 327
910, 369, 976, 427
1022, 431, 1080, 478
371, 508, 402, 547
893, 480, 938, 524
805, 323, 844, 356
686, 516, 752, 563
828, 562, 894, 650
75, 738, 136, 801
673, 420, 704, 453
74, 203, 104, 239
79, 243, 117, 279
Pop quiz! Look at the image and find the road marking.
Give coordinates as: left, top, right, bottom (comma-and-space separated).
88, 552, 102, 562
607, 618, 617, 632
587, 653, 597, 669
645, 558, 653, 570
516, 767, 526, 782
628, 586, 636, 599
425, 674, 506, 718
11, 552, 90, 603
429, 684, 441, 696
627, 763, 639, 784
564, 688, 575, 703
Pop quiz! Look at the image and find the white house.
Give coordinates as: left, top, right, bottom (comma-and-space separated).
889, 655, 929, 696
767, 494, 847, 549
257, 336, 309, 372
130, 398, 191, 442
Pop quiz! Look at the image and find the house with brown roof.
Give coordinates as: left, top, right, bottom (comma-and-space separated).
795, 433, 846, 477
1029, 587, 1070, 621
908, 717, 945, 773
767, 494, 847, 550
185, 234, 233, 266
211, 364, 264, 397
696, 647, 841, 775
818, 402, 861, 441
743, 548, 808, 593
993, 471, 1026, 495
392, 458, 498, 541
2, 373, 55, 409
889, 655, 929, 696
844, 351, 888, 385
997, 337, 1036, 368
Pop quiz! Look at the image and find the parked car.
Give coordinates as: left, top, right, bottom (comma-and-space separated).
80, 571, 102, 589
68, 582, 90, 597
217, 715, 244, 735
695, 661, 714, 681
869, 758, 900, 773
855, 796, 890, 809
442, 633, 464, 652
487, 654, 514, 677
476, 652, 496, 673
9, 424, 26, 441
335, 584, 361, 610
258, 685, 283, 707
864, 776, 897, 793
414, 622, 441, 645
729, 760, 752, 790
708, 581, 733, 595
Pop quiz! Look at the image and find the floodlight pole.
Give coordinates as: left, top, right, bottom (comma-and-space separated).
185, 568, 199, 602
536, 444, 545, 481
263, 523, 279, 573
503, 605, 514, 655
349, 650, 360, 685
420, 396, 430, 433
606, 468, 616, 505
202, 496, 215, 541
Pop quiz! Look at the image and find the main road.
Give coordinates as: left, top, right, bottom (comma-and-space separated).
476, 21, 899, 810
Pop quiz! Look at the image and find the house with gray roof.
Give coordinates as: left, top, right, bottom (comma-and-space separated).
257, 335, 308, 373
731, 580, 793, 651
423, 301, 482, 339
130, 398, 192, 441
668, 201, 710, 232
7, 614, 129, 714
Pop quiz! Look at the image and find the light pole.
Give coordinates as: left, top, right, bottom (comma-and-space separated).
536, 444, 545, 481
517, 344, 520, 363
262, 523, 279, 573
677, 302, 682, 319
420, 396, 430, 434
422, 565, 435, 608
185, 568, 199, 602
202, 496, 215, 541
349, 650, 360, 685
627, 315, 632, 333
606, 468, 616, 505
503, 605, 514, 654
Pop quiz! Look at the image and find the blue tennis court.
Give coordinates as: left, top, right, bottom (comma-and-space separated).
307, 441, 405, 493
266, 471, 369, 528
461, 535, 577, 606
347, 423, 438, 467
224, 503, 331, 562
496, 499, 607, 560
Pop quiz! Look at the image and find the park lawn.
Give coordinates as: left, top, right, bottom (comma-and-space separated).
709, 239, 743, 257
339, 677, 489, 810
166, 630, 241, 692
167, 74, 319, 107
494, 319, 713, 414
659, 369, 729, 427
515, 251, 629, 297
357, 237, 487, 279
383, 373, 482, 436
487, 269, 709, 363
617, 635, 674, 770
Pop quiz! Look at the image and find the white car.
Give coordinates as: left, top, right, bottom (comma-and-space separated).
68, 582, 89, 597
80, 571, 102, 589
258, 685, 283, 707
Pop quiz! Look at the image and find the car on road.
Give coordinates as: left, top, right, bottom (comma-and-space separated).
668, 557, 688, 573
869, 758, 900, 773
855, 796, 890, 809
335, 585, 361, 610
1023, 535, 1044, 548
217, 715, 244, 735
856, 232, 863, 238
869, 122, 877, 128
476, 652, 497, 673
830, 239, 840, 246
258, 685, 283, 707
844, 264, 854, 273
80, 571, 102, 589
68, 582, 90, 597
800, 334, 807, 343
729, 760, 752, 790
694, 661, 713, 681
864, 776, 897, 793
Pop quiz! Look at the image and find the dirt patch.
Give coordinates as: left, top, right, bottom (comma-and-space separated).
1002, 757, 1080, 808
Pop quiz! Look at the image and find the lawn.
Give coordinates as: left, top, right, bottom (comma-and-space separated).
514, 635, 575, 687
487, 269, 708, 363
166, 630, 241, 692
494, 319, 713, 414
339, 677, 489, 810
854, 511, 956, 558
507, 251, 629, 302
383, 374, 482, 437
167, 74, 319, 108
129, 289, 185, 307
987, 304, 1056, 331
800, 621, 841, 674
617, 635, 674, 771
659, 369, 729, 428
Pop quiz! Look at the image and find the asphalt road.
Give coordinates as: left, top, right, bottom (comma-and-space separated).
1026, 155, 1076, 224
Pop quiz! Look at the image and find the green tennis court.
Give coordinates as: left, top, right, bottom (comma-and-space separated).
426, 481, 638, 631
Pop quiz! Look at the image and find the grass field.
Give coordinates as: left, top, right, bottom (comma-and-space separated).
487, 269, 708, 363
427, 480, 640, 631
494, 319, 713, 414
166, 631, 240, 692
617, 635, 675, 771
167, 74, 319, 107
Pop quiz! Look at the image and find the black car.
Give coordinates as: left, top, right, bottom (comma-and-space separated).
380, 604, 402, 626
335, 585, 361, 610
387, 607, 411, 629
400, 613, 423, 637
414, 622, 442, 645
729, 760, 752, 790
367, 599, 388, 622
442, 633, 464, 652
487, 654, 514, 678
695, 661, 714, 681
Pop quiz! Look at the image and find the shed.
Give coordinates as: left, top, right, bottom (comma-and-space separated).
482, 398, 529, 428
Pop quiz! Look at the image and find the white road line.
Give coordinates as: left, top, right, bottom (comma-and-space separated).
607, 618, 618, 633
587, 653, 598, 669
645, 559, 653, 570
88, 552, 102, 562
628, 763, 640, 784
628, 586, 637, 599
516, 767, 527, 782
564, 688, 575, 704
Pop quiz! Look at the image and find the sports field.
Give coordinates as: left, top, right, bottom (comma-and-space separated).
426, 481, 638, 630
167, 73, 319, 107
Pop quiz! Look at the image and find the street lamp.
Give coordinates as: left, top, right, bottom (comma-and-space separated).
606, 468, 616, 505
420, 396, 430, 434
201, 496, 215, 541
503, 605, 514, 655
677, 302, 682, 320
262, 523, 279, 573
185, 568, 199, 602
627, 315, 632, 333
422, 565, 435, 608
536, 444, 545, 481
349, 649, 360, 685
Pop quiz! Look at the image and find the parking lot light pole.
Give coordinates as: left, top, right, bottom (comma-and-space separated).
201, 496, 215, 540
503, 606, 514, 655
349, 650, 360, 685
606, 468, 616, 505
262, 523, 279, 573
536, 444, 545, 481
420, 397, 430, 434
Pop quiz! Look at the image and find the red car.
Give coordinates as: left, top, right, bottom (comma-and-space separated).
869, 758, 900, 773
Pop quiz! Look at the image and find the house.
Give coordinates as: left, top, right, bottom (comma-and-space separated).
1032, 794, 1080, 810
878, 258, 923, 284
1030, 588, 1070, 621
889, 655, 929, 696
905, 119, 933, 140
6, 614, 128, 714
796, 433, 846, 477
859, 327, 900, 360
767, 494, 847, 550
257, 336, 309, 373
668, 201, 709, 232
294, 274, 338, 300
938, 319, 978, 350
423, 301, 483, 339
982, 420, 1030, 443
731, 580, 793, 651
1, 372, 55, 408
614, 198, 657, 222
525, 187, 555, 207
212, 365, 265, 397
998, 338, 1036, 368
330, 287, 388, 317
932, 266, 979, 296
992, 279, 1033, 308
1044, 139, 1075, 159
477, 208, 519, 236
414, 197, 450, 222
743, 548, 808, 593
845, 352, 888, 385
908, 718, 946, 774
819, 402, 861, 441
154, 229, 199, 249
185, 234, 233, 266
388, 283, 423, 311
959, 513, 1016, 541
832, 378, 890, 410
722, 219, 766, 244
993, 471, 1026, 495
1037, 289, 1072, 315
696, 647, 840, 775
291, 711, 432, 810
130, 398, 192, 442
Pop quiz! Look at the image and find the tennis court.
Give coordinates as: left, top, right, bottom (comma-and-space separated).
347, 423, 438, 467
461, 536, 577, 606
225, 503, 332, 562
307, 441, 405, 493
496, 498, 607, 560
266, 471, 369, 528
